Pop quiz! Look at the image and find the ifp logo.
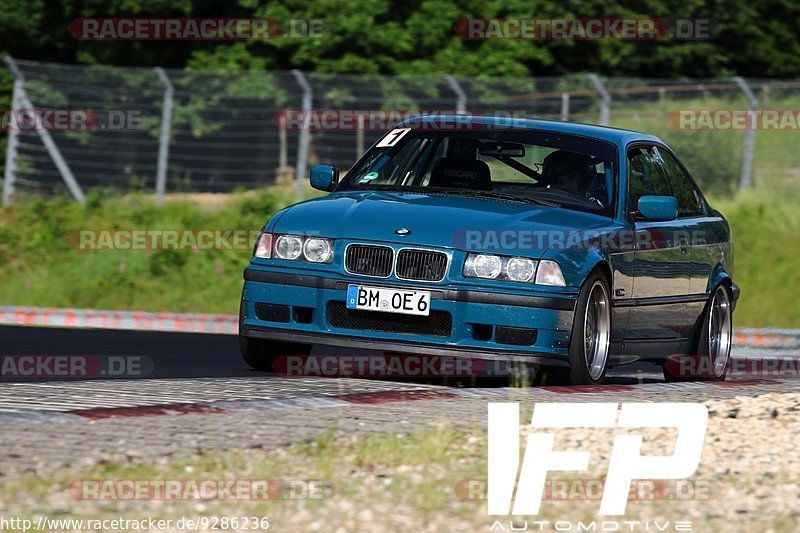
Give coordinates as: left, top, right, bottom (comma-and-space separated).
488, 403, 708, 516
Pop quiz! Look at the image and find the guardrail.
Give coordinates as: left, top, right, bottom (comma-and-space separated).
0, 306, 237, 335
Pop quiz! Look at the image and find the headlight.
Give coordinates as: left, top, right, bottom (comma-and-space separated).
464, 253, 538, 282
275, 235, 303, 260
303, 237, 333, 263
506, 257, 536, 282
464, 253, 563, 285
263, 234, 334, 263
465, 254, 502, 279
535, 260, 566, 286
253, 232, 272, 259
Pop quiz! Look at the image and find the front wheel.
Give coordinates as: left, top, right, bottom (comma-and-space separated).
560, 273, 612, 385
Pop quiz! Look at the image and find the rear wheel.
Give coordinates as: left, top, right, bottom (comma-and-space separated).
705, 286, 733, 380
240, 336, 311, 372
557, 272, 611, 385
663, 284, 732, 381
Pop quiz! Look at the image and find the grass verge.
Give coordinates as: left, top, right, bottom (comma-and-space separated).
1, 413, 797, 532
0, 189, 286, 315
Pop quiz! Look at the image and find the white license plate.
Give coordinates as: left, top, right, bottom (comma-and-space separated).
346, 285, 431, 316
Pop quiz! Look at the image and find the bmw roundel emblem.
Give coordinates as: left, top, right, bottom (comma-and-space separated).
395, 227, 411, 236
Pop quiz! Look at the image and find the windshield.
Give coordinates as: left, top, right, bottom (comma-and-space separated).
337, 127, 618, 216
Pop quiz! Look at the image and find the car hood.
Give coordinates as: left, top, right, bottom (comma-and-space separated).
270, 190, 610, 257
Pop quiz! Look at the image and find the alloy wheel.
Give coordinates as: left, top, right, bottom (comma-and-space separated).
708, 286, 732, 378
584, 280, 611, 381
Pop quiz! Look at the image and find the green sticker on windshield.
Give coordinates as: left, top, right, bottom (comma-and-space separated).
359, 172, 379, 183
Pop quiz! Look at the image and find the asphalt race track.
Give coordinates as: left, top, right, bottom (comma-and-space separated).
1, 324, 797, 477
1, 325, 245, 381
1, 324, 670, 385
1, 323, 796, 412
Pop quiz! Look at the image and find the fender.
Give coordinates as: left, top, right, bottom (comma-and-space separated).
542, 224, 627, 290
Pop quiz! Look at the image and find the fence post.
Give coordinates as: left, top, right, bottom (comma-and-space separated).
356, 114, 365, 159
446, 75, 467, 114
154, 68, 174, 205
3, 55, 85, 204
279, 111, 288, 170
292, 70, 312, 199
588, 73, 611, 126
733, 76, 757, 189
560, 92, 570, 121
2, 78, 23, 206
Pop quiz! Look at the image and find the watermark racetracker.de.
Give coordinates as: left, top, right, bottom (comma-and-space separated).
454, 228, 708, 253
1, 109, 141, 131
272, 354, 513, 378
1, 355, 153, 379
456, 478, 721, 502
665, 354, 800, 379
454, 18, 719, 41
68, 229, 262, 251
68, 479, 333, 501
272, 109, 579, 131
668, 109, 800, 130
68, 18, 328, 40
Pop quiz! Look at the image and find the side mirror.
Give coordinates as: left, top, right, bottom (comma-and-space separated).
637, 195, 678, 221
310, 165, 338, 192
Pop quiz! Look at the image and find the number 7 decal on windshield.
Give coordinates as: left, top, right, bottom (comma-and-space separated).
377, 128, 411, 147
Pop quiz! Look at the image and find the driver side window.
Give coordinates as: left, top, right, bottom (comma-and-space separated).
627, 146, 670, 215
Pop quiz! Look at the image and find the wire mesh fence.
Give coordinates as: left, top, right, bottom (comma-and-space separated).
3, 56, 800, 204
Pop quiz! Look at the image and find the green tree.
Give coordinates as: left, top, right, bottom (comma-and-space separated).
1, 0, 800, 78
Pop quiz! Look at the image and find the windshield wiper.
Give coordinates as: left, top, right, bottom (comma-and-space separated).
352, 184, 428, 193
432, 188, 562, 208
347, 184, 562, 208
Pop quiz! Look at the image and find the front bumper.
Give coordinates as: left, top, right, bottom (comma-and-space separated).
240, 267, 578, 365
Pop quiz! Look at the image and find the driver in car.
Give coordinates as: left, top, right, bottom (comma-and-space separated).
542, 150, 599, 200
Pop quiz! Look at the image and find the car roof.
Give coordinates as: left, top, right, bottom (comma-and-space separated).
398, 114, 664, 147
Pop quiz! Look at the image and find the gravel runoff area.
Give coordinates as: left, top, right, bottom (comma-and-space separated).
0, 392, 798, 532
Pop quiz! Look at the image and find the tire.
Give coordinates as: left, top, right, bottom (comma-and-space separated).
557, 271, 612, 385
662, 284, 732, 382
239, 336, 311, 372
